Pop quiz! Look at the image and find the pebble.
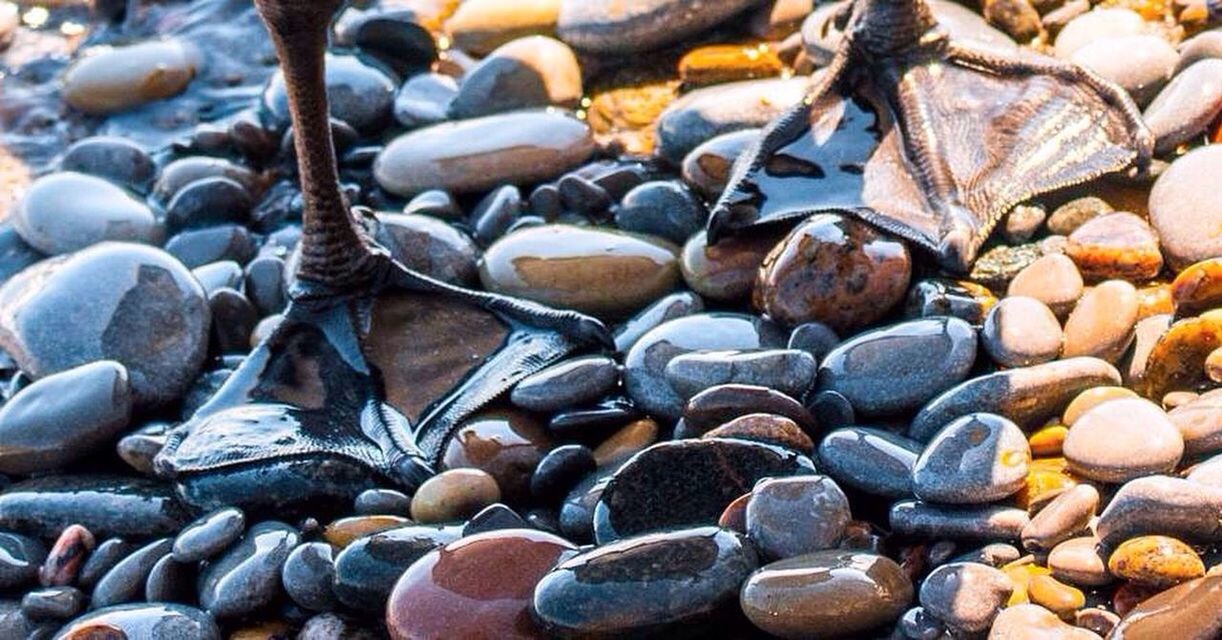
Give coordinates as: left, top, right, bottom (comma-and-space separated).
818, 427, 920, 498
13, 173, 158, 256
890, 502, 1030, 540
1065, 213, 1163, 282
468, 185, 521, 248
0, 476, 188, 539
55, 603, 220, 639
1021, 484, 1099, 552
61, 39, 198, 115
1070, 35, 1178, 106
911, 357, 1121, 441
480, 225, 680, 319
819, 317, 976, 417
443, 0, 559, 54
611, 291, 703, 353
1144, 59, 1222, 154
40, 525, 94, 588
410, 469, 502, 524
531, 445, 596, 501
664, 348, 815, 401
281, 542, 338, 612
441, 409, 552, 503
197, 521, 298, 619
592, 438, 815, 543
374, 111, 595, 196
681, 128, 759, 199
654, 77, 807, 163
1107, 535, 1205, 587
91, 538, 172, 609
1028, 574, 1086, 617
681, 384, 815, 435
1063, 398, 1183, 482
913, 413, 1031, 504
905, 279, 997, 324
0, 532, 44, 591
532, 526, 757, 636
393, 73, 458, 129
387, 529, 576, 640
703, 413, 813, 453
511, 356, 619, 412
1076, 609, 1120, 637
1053, 8, 1145, 58
1048, 197, 1113, 236
615, 181, 707, 245
989, 604, 1101, 639
919, 563, 1013, 633
623, 312, 786, 419
740, 551, 913, 639
332, 525, 460, 612
982, 297, 1063, 367
1140, 315, 1222, 399
22, 586, 84, 621
264, 54, 393, 133
1096, 476, 1222, 546
745, 476, 850, 560
1008, 253, 1085, 317
165, 177, 251, 229
77, 540, 134, 592
143, 554, 192, 603
449, 36, 581, 118
1108, 574, 1222, 639
557, 0, 763, 53
1048, 537, 1112, 586
1170, 391, 1222, 457
1148, 145, 1222, 270
374, 213, 478, 286
680, 229, 779, 303
152, 157, 260, 205
756, 214, 912, 333
591, 418, 658, 467
165, 225, 256, 270
171, 508, 245, 563
1063, 386, 1139, 426
59, 137, 154, 192
1171, 258, 1222, 318
1062, 280, 1139, 362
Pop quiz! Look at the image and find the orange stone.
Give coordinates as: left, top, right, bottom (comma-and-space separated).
1171, 258, 1222, 318
678, 43, 783, 88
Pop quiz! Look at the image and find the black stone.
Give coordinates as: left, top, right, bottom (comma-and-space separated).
165, 177, 253, 229
282, 541, 339, 612
91, 538, 172, 609
532, 445, 597, 502
332, 525, 459, 612
0, 476, 189, 539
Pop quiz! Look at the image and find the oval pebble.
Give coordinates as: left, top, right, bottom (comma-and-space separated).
13, 173, 158, 256
745, 476, 850, 560
172, 508, 245, 564
197, 521, 299, 619
1063, 398, 1183, 482
912, 413, 1030, 504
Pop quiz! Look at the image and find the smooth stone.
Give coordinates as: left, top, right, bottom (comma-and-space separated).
818, 427, 919, 498
1108, 575, 1222, 639
531, 445, 596, 501
410, 469, 502, 524
1021, 484, 1099, 552
264, 54, 393, 133
243, 257, 287, 317
1139, 315, 1222, 399
0, 243, 209, 407
681, 128, 760, 200
192, 261, 242, 295
680, 230, 779, 303
61, 40, 197, 115
332, 525, 460, 612
375, 212, 479, 286
281, 542, 339, 612
90, 538, 172, 609
1070, 35, 1178, 106
558, 469, 612, 543
393, 73, 457, 129
1064, 213, 1162, 282
1171, 257, 1222, 318
444, 0, 561, 55
480, 225, 679, 319
198, 521, 299, 619
59, 137, 154, 192
1096, 476, 1222, 546
703, 413, 814, 453
41, 524, 95, 588
1048, 536, 1111, 586
913, 413, 1030, 504
1149, 145, 1222, 270
532, 527, 758, 636
441, 409, 552, 503
557, 0, 763, 53
22, 586, 84, 622
0, 361, 131, 475
1063, 398, 1183, 482
77, 540, 135, 592
623, 312, 786, 420
0, 476, 188, 538
1188, 452, 1222, 486
818, 317, 976, 417
1053, 8, 1145, 58
982, 297, 1063, 367
756, 214, 912, 333
746, 476, 850, 560
1075, 609, 1119, 638
1048, 197, 1114, 236
1170, 391, 1222, 457
387, 529, 576, 640
989, 604, 1101, 640
151, 157, 260, 205
909, 358, 1122, 441
654, 77, 807, 163
740, 550, 913, 639
1008, 253, 1085, 317
920, 563, 1012, 633
615, 180, 707, 245
681, 384, 815, 434
164, 225, 256, 269
375, 111, 595, 196
1145, 60, 1222, 154
905, 279, 997, 324
1004, 204, 1048, 244
403, 189, 462, 222
164, 177, 251, 229
468, 185, 521, 248
53, 604, 220, 640
591, 418, 659, 467
665, 349, 815, 402
143, 555, 192, 604
449, 36, 581, 118
1061, 280, 1139, 364
1108, 535, 1205, 587
890, 501, 1030, 540
511, 356, 619, 412
0, 532, 45, 589
13, 173, 157, 256
172, 507, 245, 563
323, 515, 412, 549
592, 438, 816, 543
611, 291, 703, 353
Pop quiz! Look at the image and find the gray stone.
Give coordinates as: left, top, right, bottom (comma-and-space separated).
919, 563, 1013, 633
172, 507, 245, 563
511, 355, 619, 412
746, 476, 850, 560
90, 538, 172, 609
1070, 34, 1178, 106
13, 173, 158, 256
912, 413, 1030, 504
664, 348, 816, 401
1148, 142, 1222, 269
654, 78, 807, 163
818, 427, 919, 498
890, 501, 1030, 540
198, 521, 300, 619
557, 0, 764, 53
1095, 476, 1222, 547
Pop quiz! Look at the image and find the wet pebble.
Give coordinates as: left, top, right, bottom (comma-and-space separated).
77, 540, 134, 592
1107, 535, 1205, 587
164, 177, 251, 229
1061, 280, 1139, 362
90, 538, 171, 609
919, 562, 1012, 633
1064, 212, 1162, 282
393, 73, 457, 129
1048, 536, 1112, 586
332, 525, 460, 612
680, 230, 779, 303
55, 603, 220, 639
531, 445, 596, 501
1053, 8, 1145, 58
441, 409, 552, 503
982, 296, 1063, 367
1144, 59, 1222, 154
172, 508, 244, 564
989, 603, 1101, 639
449, 36, 581, 118
165, 225, 256, 269
557, 0, 764, 53
615, 180, 707, 245
1063, 398, 1183, 482
444, 0, 561, 55
1108, 574, 1222, 639
1070, 34, 1178, 106
410, 469, 502, 524
0, 476, 188, 539
665, 348, 815, 401
1148, 145, 1222, 270
746, 476, 850, 560
654, 77, 807, 163
40, 525, 94, 588
1096, 476, 1222, 546
912, 413, 1030, 504
13, 173, 157, 256
375, 212, 478, 285
890, 501, 1030, 540
681, 384, 814, 435
532, 526, 757, 637
22, 586, 83, 621
703, 413, 813, 453
264, 54, 393, 133
818, 427, 920, 498
62, 40, 198, 115
1021, 484, 1099, 552
611, 291, 703, 353
197, 521, 298, 619
681, 128, 759, 200
1008, 253, 1085, 317
511, 356, 619, 412
59, 137, 154, 192
281, 542, 338, 613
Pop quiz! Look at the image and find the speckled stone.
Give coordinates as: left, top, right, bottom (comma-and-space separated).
679, 230, 780, 303
1064, 213, 1163, 282
912, 413, 1031, 504
1108, 535, 1205, 588
745, 476, 850, 560
919, 563, 1012, 633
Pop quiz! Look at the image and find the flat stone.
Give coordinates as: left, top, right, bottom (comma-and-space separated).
745, 476, 850, 560
982, 296, 1063, 367
1096, 476, 1222, 547
592, 438, 816, 543
557, 0, 765, 54
13, 173, 158, 255
532, 527, 758, 637
59, 137, 155, 191
1144, 59, 1222, 154
1061, 280, 1139, 362
1064, 213, 1163, 282
198, 521, 299, 619
61, 39, 197, 115
919, 563, 1012, 633
1149, 145, 1222, 270
681, 384, 815, 435
1053, 8, 1145, 58
172, 508, 245, 564
818, 427, 920, 498
0, 475, 188, 539
1170, 391, 1222, 457
443, 0, 560, 55
740, 551, 913, 639
448, 36, 581, 118
611, 291, 703, 354
890, 501, 1030, 540
702, 413, 813, 453
818, 317, 976, 417
912, 413, 1030, 504
665, 349, 815, 401
909, 357, 1121, 441
654, 77, 807, 163
1063, 398, 1183, 482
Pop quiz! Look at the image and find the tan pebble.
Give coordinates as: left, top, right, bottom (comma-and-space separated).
1029, 423, 1068, 457
1048, 537, 1112, 587
443, 0, 560, 55
1171, 258, 1222, 318
1064, 212, 1163, 282
1063, 398, 1183, 483
1141, 315, 1222, 399
409, 468, 501, 524
1022, 484, 1099, 553
1003, 562, 1051, 606
1206, 347, 1222, 382
1008, 253, 1084, 318
1061, 386, 1138, 425
592, 418, 658, 467
989, 604, 1102, 639
229, 621, 294, 640
322, 516, 410, 548
1163, 390, 1201, 409
1136, 283, 1174, 320
1170, 390, 1222, 456
1061, 280, 1139, 362
1107, 535, 1206, 588
678, 43, 783, 88
1125, 314, 1172, 387
62, 40, 198, 115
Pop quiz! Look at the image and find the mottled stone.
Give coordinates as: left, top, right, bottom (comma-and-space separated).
441, 409, 552, 503
375, 212, 478, 286
62, 40, 197, 115
1108, 535, 1205, 588
1048, 197, 1114, 236
703, 413, 813, 453
913, 413, 1030, 504
1140, 315, 1222, 399
1108, 575, 1222, 639
1064, 213, 1163, 282
1064, 398, 1183, 482
746, 476, 849, 560
982, 296, 1063, 367
14, 173, 158, 256
919, 563, 1012, 633
1149, 145, 1222, 270
818, 427, 920, 498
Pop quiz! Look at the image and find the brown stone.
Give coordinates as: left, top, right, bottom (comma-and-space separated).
989, 604, 1101, 639
1062, 281, 1139, 362
1008, 253, 1085, 318
591, 418, 658, 467
680, 230, 781, 303
717, 492, 750, 533
702, 413, 813, 453
678, 43, 784, 88
682, 384, 815, 434
410, 469, 502, 524
40, 524, 95, 587
1065, 212, 1163, 282
1137, 283, 1174, 320
323, 516, 411, 548
1028, 574, 1086, 617
1171, 258, 1222, 318
1063, 398, 1183, 483
1028, 423, 1068, 457
1141, 315, 1222, 399
1048, 536, 1112, 587
1022, 484, 1099, 553
442, 409, 553, 503
1107, 535, 1205, 588
1109, 575, 1222, 639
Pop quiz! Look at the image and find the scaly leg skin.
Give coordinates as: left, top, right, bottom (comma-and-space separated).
707, 0, 1152, 273
153, 0, 608, 514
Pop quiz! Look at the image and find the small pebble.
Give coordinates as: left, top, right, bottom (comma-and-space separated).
745, 476, 850, 560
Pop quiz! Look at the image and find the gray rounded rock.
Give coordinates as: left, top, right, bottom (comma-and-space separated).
745, 476, 850, 560
282, 541, 339, 612
1070, 34, 1178, 106
13, 172, 158, 256
912, 413, 1030, 504
654, 77, 807, 163
511, 355, 620, 412
919, 562, 1013, 633
557, 0, 763, 53
890, 501, 1030, 540
664, 348, 816, 402
817, 427, 920, 498
198, 521, 299, 619
448, 36, 581, 118
172, 507, 245, 563
1144, 59, 1222, 155
90, 538, 172, 609
1063, 398, 1183, 483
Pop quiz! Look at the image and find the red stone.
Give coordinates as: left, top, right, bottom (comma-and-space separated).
40, 524, 95, 587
